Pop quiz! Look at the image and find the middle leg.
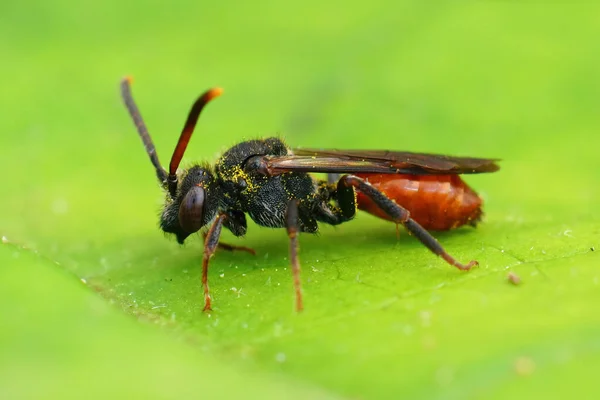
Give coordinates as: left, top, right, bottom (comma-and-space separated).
286, 200, 304, 312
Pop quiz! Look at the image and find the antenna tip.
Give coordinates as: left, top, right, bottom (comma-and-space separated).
122, 76, 134, 85
207, 87, 223, 100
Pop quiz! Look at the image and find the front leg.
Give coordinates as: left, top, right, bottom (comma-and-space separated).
340, 175, 478, 270
202, 209, 256, 255
286, 200, 304, 312
202, 214, 226, 311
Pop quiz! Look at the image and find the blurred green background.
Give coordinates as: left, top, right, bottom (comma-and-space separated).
1, 1, 599, 399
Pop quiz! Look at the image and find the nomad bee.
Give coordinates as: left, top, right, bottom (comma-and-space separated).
120, 78, 499, 312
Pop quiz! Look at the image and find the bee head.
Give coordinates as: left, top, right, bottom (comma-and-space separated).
159, 166, 221, 244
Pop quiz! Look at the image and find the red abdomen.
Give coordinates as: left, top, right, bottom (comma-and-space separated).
356, 174, 483, 231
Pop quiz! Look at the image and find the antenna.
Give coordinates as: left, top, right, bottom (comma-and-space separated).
120, 77, 168, 185
167, 87, 223, 196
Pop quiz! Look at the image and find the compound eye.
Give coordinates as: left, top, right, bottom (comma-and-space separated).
178, 186, 205, 233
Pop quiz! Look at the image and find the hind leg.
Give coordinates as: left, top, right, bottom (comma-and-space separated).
339, 175, 478, 270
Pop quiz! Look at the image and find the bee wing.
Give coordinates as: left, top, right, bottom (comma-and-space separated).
261, 148, 500, 175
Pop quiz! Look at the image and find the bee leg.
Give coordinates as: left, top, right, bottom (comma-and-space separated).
202, 214, 227, 311
286, 200, 304, 312
202, 231, 256, 255
216, 242, 256, 255
313, 177, 356, 225
340, 175, 478, 271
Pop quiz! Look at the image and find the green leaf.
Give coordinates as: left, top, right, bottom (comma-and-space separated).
2, 1, 599, 399
0, 244, 338, 399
